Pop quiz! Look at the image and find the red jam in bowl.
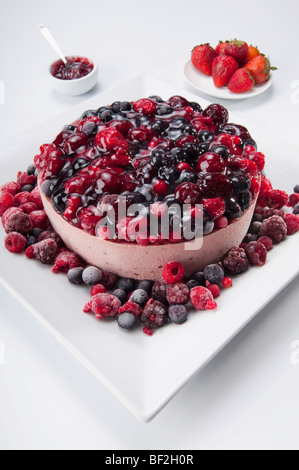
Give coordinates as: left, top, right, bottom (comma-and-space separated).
50, 56, 94, 80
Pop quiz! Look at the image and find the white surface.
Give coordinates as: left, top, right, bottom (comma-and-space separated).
184, 59, 273, 99
1, 75, 298, 424
0, 0, 299, 450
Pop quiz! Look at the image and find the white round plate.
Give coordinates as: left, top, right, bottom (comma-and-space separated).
184, 59, 273, 100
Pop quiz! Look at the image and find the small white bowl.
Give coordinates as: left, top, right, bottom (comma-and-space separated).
49, 55, 98, 96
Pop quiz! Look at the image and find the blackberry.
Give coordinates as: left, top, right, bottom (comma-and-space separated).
151, 280, 168, 304
245, 241, 267, 266
259, 215, 287, 244
141, 300, 168, 329
222, 246, 249, 275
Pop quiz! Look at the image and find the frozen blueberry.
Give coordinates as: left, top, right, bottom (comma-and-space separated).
293, 185, 299, 194
117, 312, 136, 329
190, 271, 205, 286
68, 267, 84, 285
112, 289, 127, 304
41, 180, 54, 198
26, 235, 36, 248
203, 264, 224, 286
21, 185, 34, 193
252, 213, 263, 223
116, 277, 136, 293
249, 221, 262, 234
243, 233, 258, 243
82, 266, 102, 286
137, 280, 154, 295
130, 289, 148, 306
203, 219, 214, 235
31, 228, 43, 238
293, 203, 299, 215
168, 305, 188, 325
186, 279, 199, 290
27, 163, 37, 175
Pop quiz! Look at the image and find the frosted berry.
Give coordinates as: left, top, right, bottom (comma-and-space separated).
116, 277, 136, 292
112, 289, 127, 304
82, 266, 102, 286
222, 246, 249, 274
265, 189, 289, 210
119, 299, 143, 316
117, 312, 136, 329
91, 293, 121, 319
141, 299, 168, 329
4, 211, 32, 235
257, 236, 273, 251
190, 286, 216, 311
288, 193, 299, 207
259, 215, 287, 244
162, 261, 185, 284
203, 263, 224, 286
67, 267, 84, 285
151, 280, 168, 303
5, 232, 27, 253
245, 241, 267, 266
283, 213, 299, 235
26, 239, 58, 264
168, 304, 188, 324
29, 210, 49, 230
130, 289, 149, 306
52, 249, 82, 273
166, 283, 189, 305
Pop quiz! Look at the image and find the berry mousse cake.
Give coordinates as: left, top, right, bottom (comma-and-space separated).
1, 95, 298, 335
34, 96, 263, 280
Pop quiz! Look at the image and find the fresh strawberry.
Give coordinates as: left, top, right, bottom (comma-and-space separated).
191, 44, 218, 76
212, 55, 239, 87
215, 41, 229, 55
224, 40, 248, 66
245, 45, 260, 63
227, 68, 255, 93
244, 55, 277, 84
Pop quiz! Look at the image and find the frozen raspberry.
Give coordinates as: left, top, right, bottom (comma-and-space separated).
52, 249, 82, 273
90, 293, 121, 319
265, 189, 289, 210
17, 171, 37, 188
0, 191, 14, 208
29, 210, 49, 230
143, 327, 153, 336
151, 280, 168, 303
90, 284, 107, 296
5, 232, 27, 253
259, 215, 287, 244
119, 299, 143, 316
14, 191, 30, 206
4, 211, 32, 235
28, 187, 43, 209
1, 207, 23, 227
245, 241, 267, 266
288, 193, 299, 207
18, 202, 38, 214
166, 283, 189, 305
162, 261, 185, 285
206, 283, 220, 298
25, 239, 58, 264
259, 176, 273, 198
257, 236, 273, 251
0, 181, 21, 196
262, 208, 284, 220
222, 246, 249, 274
190, 286, 217, 311
133, 98, 157, 116
222, 277, 233, 288
37, 230, 64, 248
141, 299, 168, 329
283, 213, 299, 235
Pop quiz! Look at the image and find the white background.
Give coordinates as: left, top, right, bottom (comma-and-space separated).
0, 0, 299, 450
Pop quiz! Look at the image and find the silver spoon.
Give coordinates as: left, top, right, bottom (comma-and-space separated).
39, 24, 68, 65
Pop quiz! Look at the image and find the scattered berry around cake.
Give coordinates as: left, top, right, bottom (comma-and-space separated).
191, 40, 277, 94
0, 95, 298, 335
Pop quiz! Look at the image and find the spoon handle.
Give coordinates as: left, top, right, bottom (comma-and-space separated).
39, 24, 67, 65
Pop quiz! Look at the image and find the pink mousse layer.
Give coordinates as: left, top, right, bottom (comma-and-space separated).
41, 191, 257, 280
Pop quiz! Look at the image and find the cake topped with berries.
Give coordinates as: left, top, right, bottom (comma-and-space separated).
34, 95, 264, 279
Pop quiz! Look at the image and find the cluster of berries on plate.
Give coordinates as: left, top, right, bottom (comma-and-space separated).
34, 96, 267, 244
191, 40, 277, 93
1, 160, 298, 335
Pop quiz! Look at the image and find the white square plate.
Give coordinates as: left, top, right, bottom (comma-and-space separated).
0, 75, 298, 422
